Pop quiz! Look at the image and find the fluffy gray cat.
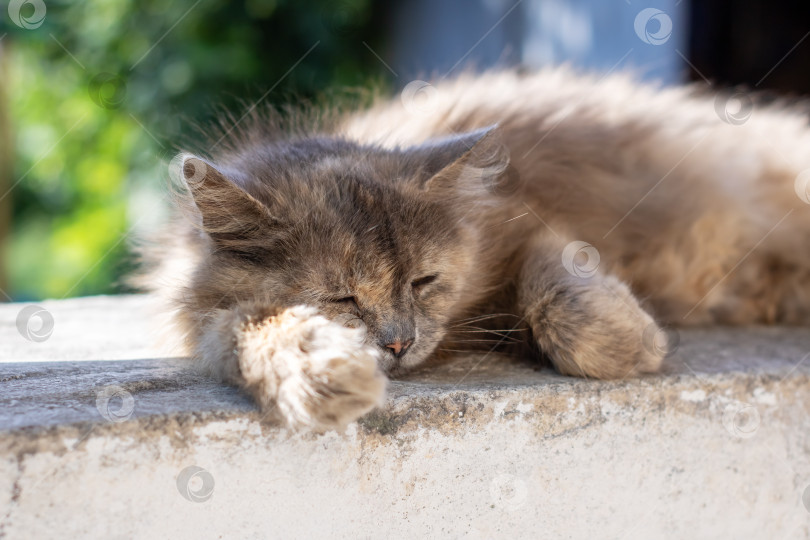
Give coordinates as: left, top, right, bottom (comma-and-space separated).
139, 68, 810, 430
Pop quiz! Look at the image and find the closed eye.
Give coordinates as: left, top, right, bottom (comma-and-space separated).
332, 296, 359, 309
411, 274, 438, 290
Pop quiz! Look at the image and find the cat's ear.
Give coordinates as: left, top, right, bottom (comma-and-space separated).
178, 154, 277, 248
405, 125, 513, 196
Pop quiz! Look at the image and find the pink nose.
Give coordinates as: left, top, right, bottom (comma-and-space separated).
385, 339, 413, 357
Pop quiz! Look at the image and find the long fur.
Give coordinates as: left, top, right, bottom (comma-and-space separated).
137, 67, 810, 430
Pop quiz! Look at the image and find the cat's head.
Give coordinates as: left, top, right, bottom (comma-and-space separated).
177, 126, 512, 374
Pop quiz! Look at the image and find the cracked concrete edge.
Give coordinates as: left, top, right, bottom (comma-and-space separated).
1, 362, 809, 538
2, 368, 806, 460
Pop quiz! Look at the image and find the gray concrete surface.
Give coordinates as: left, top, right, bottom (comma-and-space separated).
1, 295, 810, 539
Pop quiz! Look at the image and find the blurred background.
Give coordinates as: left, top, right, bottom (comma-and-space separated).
1, 0, 809, 301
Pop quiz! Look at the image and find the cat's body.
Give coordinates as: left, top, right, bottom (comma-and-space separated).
142, 68, 810, 430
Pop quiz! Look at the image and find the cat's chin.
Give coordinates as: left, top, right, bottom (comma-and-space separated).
375, 350, 406, 377
375, 349, 432, 378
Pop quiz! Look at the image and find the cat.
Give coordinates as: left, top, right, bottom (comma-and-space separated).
138, 67, 810, 431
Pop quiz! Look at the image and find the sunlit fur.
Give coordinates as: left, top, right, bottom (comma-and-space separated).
139, 67, 810, 430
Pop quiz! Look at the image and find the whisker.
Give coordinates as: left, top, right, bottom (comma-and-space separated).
451, 312, 520, 322
445, 338, 521, 345
447, 327, 528, 343
450, 313, 522, 327
450, 328, 529, 334
451, 312, 518, 323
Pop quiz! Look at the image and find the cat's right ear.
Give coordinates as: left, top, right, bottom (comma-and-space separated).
175, 154, 277, 248
404, 126, 513, 198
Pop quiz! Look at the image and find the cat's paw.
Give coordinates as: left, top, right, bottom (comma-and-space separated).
530, 276, 665, 379
237, 305, 387, 432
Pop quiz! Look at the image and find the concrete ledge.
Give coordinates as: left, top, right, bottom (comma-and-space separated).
2, 296, 810, 538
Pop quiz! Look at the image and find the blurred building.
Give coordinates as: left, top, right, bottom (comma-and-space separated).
385, 0, 810, 93
387, 0, 687, 85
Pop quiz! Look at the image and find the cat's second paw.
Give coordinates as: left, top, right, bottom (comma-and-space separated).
236, 306, 387, 432
529, 276, 665, 379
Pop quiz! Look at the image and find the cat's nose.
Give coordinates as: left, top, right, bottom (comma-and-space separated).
384, 338, 414, 358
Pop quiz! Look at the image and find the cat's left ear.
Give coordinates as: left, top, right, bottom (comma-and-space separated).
175, 154, 279, 250
402, 125, 513, 196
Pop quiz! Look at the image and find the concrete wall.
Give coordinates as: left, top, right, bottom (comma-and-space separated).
1, 296, 810, 539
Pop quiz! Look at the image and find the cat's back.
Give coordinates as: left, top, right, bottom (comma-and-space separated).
344, 67, 808, 240
343, 68, 703, 151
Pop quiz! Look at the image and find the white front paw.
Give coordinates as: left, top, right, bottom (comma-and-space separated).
238, 306, 387, 431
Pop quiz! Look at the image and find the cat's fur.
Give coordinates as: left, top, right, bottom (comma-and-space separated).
140, 68, 810, 431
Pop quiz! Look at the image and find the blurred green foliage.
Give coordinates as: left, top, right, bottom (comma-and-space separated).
1, 0, 389, 300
